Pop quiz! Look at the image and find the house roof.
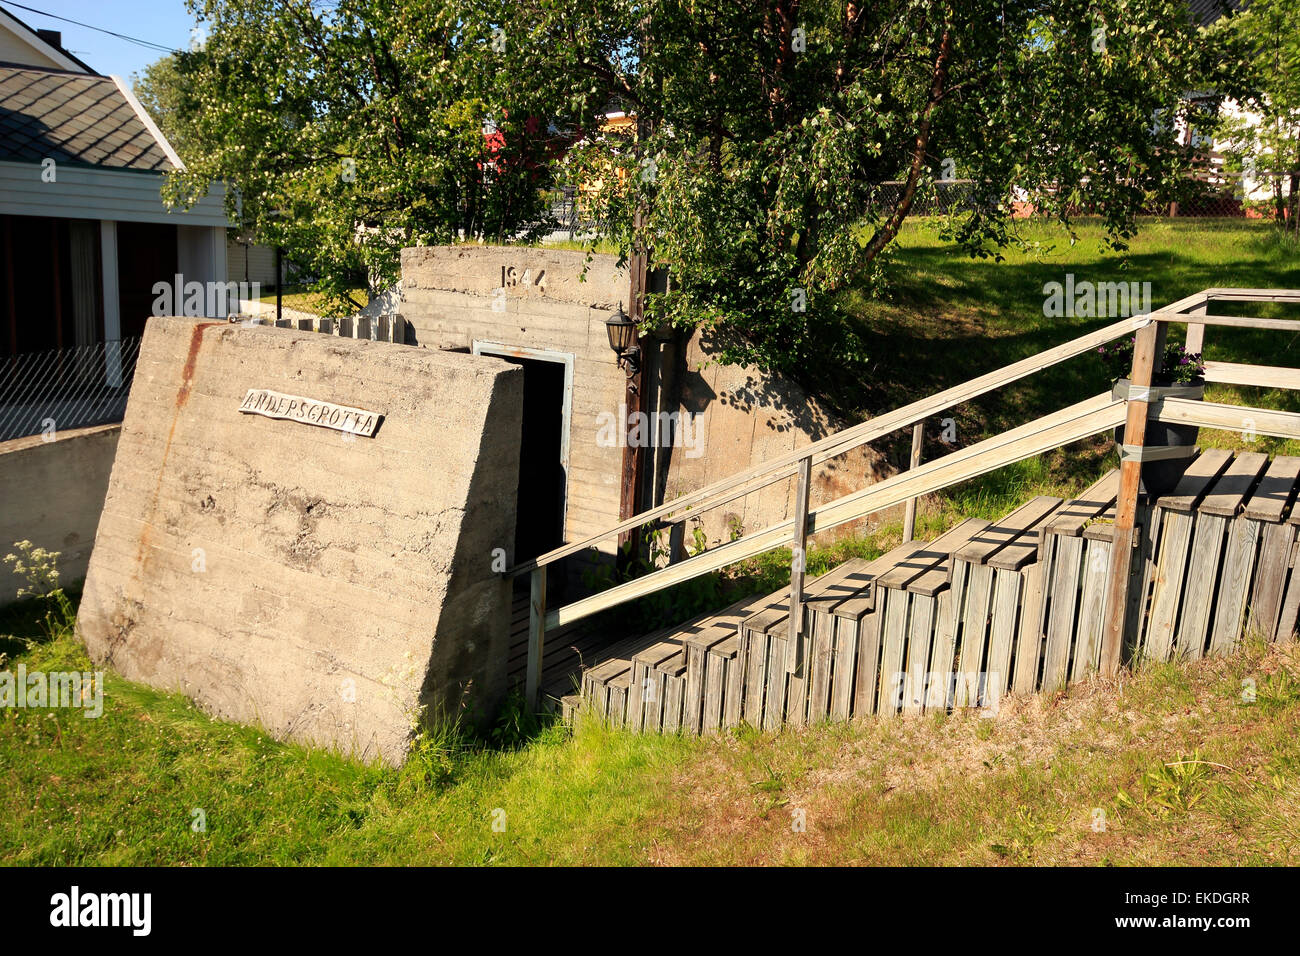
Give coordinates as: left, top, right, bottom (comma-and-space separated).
0, 65, 173, 171
1189, 0, 1244, 26
0, 7, 96, 74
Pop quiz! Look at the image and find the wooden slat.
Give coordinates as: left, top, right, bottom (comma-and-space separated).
742, 628, 769, 726
1041, 535, 1083, 692
1275, 565, 1300, 643
1204, 361, 1300, 392
954, 564, 993, 707
878, 590, 909, 715
1156, 448, 1233, 513
852, 605, 883, 717
829, 616, 858, 720
903, 518, 991, 596
806, 609, 835, 723
984, 569, 1021, 700
784, 617, 809, 729
1250, 522, 1294, 640
1159, 400, 1300, 442
702, 644, 728, 734
722, 636, 747, 729
1176, 513, 1228, 659
926, 577, 960, 711
1043, 470, 1119, 537
1242, 456, 1300, 522
1143, 511, 1196, 662
1012, 559, 1046, 695
1198, 453, 1269, 517
607, 674, 629, 728
1072, 538, 1111, 681
763, 635, 788, 730
1208, 518, 1261, 655
901, 595, 935, 715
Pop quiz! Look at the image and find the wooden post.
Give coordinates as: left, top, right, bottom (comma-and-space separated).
1100, 321, 1160, 676
1184, 299, 1207, 356
525, 565, 547, 710
274, 245, 283, 324
786, 455, 813, 672
902, 422, 924, 542
618, 208, 649, 558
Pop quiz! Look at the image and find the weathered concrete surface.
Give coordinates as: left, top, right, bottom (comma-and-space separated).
666, 334, 894, 546
0, 423, 120, 602
77, 316, 523, 765
401, 246, 629, 551
398, 245, 893, 553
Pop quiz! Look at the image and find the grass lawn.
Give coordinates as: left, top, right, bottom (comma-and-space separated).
2, 596, 1297, 865
255, 285, 368, 318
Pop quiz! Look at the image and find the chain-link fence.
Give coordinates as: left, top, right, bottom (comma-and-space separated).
234, 250, 370, 325
0, 338, 142, 442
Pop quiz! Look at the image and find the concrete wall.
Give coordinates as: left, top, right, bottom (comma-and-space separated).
0, 423, 119, 602
398, 245, 892, 555
401, 245, 629, 551
77, 316, 523, 765
665, 336, 893, 547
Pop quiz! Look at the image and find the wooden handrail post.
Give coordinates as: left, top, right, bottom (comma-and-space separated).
786, 455, 813, 672
1184, 299, 1207, 355
902, 422, 924, 542
1100, 320, 1160, 676
525, 565, 547, 710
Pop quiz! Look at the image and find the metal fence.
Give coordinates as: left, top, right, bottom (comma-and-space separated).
0, 338, 142, 443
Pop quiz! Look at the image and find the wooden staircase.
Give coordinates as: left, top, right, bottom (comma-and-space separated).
564, 450, 1300, 732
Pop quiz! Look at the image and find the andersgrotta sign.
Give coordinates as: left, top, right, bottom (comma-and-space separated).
239, 389, 381, 437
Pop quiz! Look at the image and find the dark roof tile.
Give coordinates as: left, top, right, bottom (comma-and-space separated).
0, 65, 172, 171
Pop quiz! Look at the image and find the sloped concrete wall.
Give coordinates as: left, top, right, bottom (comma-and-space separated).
0, 423, 119, 603
77, 316, 523, 765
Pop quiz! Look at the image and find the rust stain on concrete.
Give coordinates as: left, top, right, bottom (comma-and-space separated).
133, 321, 225, 577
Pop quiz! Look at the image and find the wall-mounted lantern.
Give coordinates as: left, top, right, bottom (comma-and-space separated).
604, 302, 641, 384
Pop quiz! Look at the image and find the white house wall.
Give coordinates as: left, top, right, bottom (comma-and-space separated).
0, 161, 228, 226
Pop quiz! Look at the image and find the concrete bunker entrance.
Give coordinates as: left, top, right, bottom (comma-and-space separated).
472, 342, 572, 588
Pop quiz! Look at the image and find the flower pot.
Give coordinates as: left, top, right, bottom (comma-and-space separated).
1111, 377, 1205, 497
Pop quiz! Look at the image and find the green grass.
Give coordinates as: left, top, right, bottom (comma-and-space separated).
255, 285, 368, 318
812, 217, 1300, 543
3, 592, 1298, 865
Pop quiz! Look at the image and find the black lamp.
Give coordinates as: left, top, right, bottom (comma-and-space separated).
605, 302, 641, 381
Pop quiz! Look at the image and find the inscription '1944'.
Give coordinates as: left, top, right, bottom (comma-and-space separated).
239, 389, 381, 437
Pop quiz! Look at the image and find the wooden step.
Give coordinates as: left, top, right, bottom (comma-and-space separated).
901, 518, 990, 596
1243, 455, 1300, 522
1043, 469, 1119, 538
1157, 448, 1232, 513
954, 496, 1063, 571
1198, 452, 1269, 517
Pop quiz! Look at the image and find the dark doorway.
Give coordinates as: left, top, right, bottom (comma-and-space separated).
503, 355, 568, 566
116, 221, 177, 339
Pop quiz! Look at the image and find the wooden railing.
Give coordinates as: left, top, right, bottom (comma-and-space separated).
510, 288, 1300, 707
